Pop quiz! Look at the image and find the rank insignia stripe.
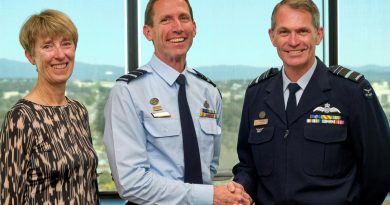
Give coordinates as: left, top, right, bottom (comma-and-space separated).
328, 65, 364, 82
248, 68, 279, 87
116, 69, 147, 83
254, 119, 268, 126
151, 111, 171, 118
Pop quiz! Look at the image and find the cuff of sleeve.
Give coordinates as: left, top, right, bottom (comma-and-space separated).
191, 184, 213, 205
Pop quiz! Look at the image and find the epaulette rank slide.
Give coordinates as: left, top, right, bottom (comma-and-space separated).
116, 69, 147, 84
193, 69, 217, 87
193, 69, 222, 98
329, 65, 364, 83
249, 68, 279, 87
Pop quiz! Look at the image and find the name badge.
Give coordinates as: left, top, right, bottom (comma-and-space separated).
151, 111, 171, 118
254, 119, 268, 126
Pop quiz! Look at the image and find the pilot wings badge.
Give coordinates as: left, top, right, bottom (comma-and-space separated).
313, 103, 341, 114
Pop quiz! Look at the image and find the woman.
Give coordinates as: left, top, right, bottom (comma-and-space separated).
0, 9, 99, 204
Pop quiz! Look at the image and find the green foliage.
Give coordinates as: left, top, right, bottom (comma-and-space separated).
216, 80, 250, 169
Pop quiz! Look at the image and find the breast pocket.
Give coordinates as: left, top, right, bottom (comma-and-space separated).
198, 118, 221, 136
248, 126, 275, 176
198, 118, 221, 164
144, 118, 181, 154
303, 124, 354, 177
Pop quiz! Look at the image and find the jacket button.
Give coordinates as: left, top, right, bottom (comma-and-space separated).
284, 130, 289, 139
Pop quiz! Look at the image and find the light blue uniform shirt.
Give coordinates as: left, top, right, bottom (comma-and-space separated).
104, 55, 222, 205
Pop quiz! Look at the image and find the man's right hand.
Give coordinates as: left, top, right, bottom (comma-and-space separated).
213, 184, 252, 205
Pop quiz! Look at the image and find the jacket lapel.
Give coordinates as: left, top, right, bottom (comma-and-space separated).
264, 73, 287, 125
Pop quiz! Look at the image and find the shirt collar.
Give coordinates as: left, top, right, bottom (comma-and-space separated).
149, 54, 190, 86
282, 58, 317, 92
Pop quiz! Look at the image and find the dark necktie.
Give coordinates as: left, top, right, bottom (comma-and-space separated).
286, 83, 300, 125
176, 74, 203, 184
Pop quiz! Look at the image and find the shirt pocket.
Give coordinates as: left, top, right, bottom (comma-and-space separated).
198, 118, 221, 135
248, 126, 275, 176
198, 118, 221, 165
303, 124, 354, 177
144, 118, 181, 137
144, 118, 181, 155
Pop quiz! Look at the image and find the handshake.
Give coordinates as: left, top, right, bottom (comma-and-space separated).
213, 181, 253, 205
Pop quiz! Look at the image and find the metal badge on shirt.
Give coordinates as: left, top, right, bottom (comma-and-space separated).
150, 97, 171, 118
253, 111, 268, 133
199, 100, 217, 119
306, 103, 344, 125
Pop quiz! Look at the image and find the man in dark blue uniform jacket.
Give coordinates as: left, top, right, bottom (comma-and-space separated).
232, 0, 390, 204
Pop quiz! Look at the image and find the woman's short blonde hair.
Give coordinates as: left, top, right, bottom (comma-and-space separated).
19, 9, 78, 56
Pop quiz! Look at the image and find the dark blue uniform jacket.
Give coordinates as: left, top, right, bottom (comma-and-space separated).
233, 59, 390, 205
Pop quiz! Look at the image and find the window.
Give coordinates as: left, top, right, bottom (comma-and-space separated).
339, 2, 390, 200
339, 0, 390, 119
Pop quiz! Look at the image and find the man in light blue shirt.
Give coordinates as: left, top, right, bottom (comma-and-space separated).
104, 0, 251, 204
